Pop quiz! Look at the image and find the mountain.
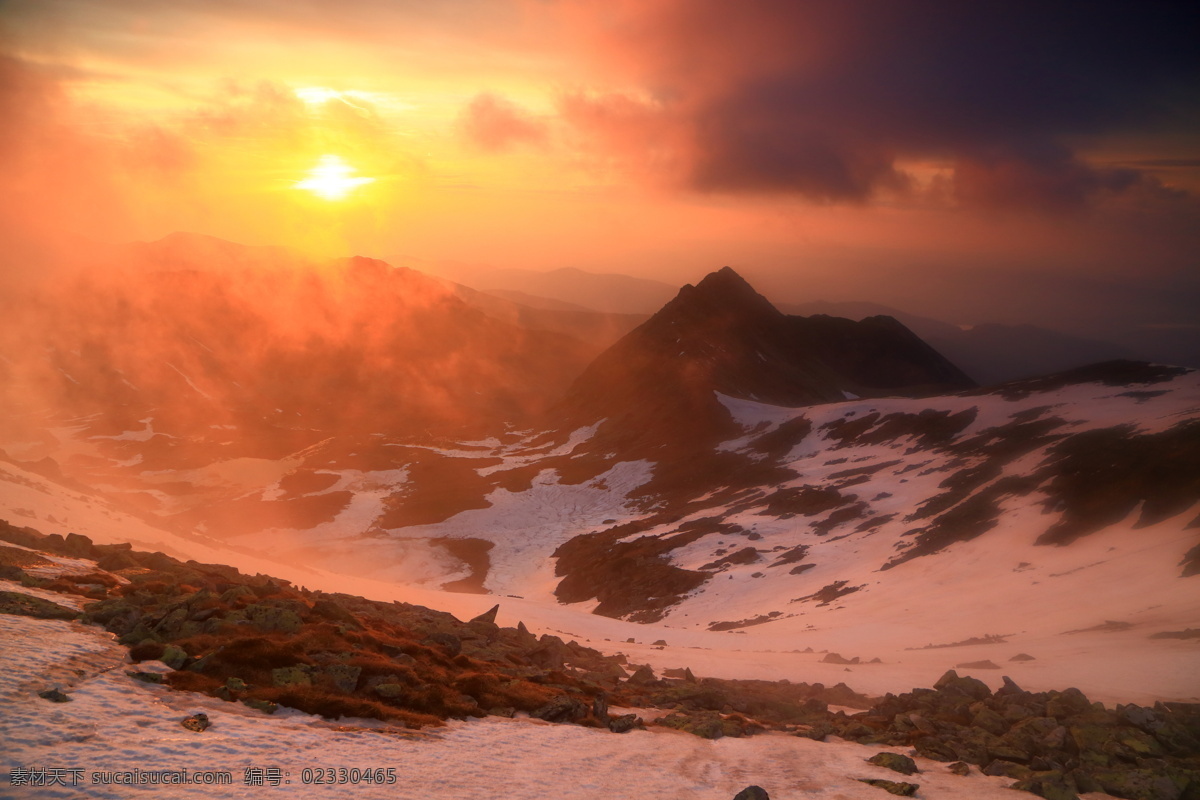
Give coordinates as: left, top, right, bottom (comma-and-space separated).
2, 251, 1198, 719
0, 240, 601, 465
557, 267, 975, 450
782, 300, 1134, 385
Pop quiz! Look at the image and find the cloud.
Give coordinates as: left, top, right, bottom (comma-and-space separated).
556, 0, 1200, 209
460, 93, 547, 151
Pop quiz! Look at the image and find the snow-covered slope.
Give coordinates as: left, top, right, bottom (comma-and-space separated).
4, 361, 1197, 707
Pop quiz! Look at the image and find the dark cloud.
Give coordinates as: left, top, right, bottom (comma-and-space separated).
566, 0, 1200, 208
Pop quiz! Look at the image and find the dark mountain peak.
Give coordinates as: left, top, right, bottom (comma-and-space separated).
669, 266, 778, 321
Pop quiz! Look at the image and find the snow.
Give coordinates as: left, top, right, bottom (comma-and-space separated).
0, 614, 1041, 800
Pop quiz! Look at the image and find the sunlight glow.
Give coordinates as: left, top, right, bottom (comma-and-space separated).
294, 155, 375, 200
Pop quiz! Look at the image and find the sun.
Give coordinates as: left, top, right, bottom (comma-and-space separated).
295, 155, 375, 200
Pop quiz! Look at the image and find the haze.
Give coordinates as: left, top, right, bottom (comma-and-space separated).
1, 0, 1198, 344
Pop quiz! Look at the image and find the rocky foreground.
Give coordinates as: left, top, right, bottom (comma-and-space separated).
2, 520, 1198, 800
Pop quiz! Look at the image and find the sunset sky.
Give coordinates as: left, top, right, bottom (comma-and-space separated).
1, 0, 1198, 330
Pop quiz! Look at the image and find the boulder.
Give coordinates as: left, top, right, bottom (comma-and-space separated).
531, 695, 589, 724
933, 670, 991, 700
609, 713, 643, 733
38, 687, 72, 703
271, 666, 314, 688
160, 644, 188, 670
324, 664, 362, 693
180, 713, 210, 733
242, 698, 278, 714
867, 753, 918, 775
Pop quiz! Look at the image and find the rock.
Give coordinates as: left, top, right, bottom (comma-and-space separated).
1045, 687, 1092, 720
732, 787, 770, 800
1090, 768, 1185, 800
627, 664, 657, 685
219, 585, 256, 604
97, 550, 139, 571
531, 695, 589, 724
180, 713, 210, 733
592, 693, 609, 721
374, 683, 408, 699
955, 659, 1001, 669
933, 669, 991, 700
425, 632, 462, 657
867, 753, 918, 775
242, 698, 278, 715
1118, 704, 1165, 733
997, 675, 1026, 697
855, 778, 919, 796
1009, 770, 1080, 800
822, 652, 859, 665
159, 644, 188, 670
982, 760, 1031, 780
0, 591, 78, 621
271, 666, 314, 688
653, 639, 668, 646
324, 664, 362, 693
469, 604, 499, 625
972, 706, 1008, 736
127, 671, 164, 684
64, 532, 95, 557
38, 687, 72, 703
1010, 653, 1036, 661
310, 598, 360, 628
609, 713, 643, 733
794, 721, 832, 741
948, 762, 971, 776
225, 677, 247, 692
243, 603, 303, 634
659, 710, 728, 739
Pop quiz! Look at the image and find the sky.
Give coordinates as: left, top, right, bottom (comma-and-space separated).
1, 0, 1199, 331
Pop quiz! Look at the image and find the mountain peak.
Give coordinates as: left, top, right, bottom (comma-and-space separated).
667, 266, 780, 322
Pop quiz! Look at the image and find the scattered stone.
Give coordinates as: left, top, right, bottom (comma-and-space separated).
180, 713, 210, 732
867, 752, 918, 775
38, 687, 72, 703
855, 778, 919, 796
